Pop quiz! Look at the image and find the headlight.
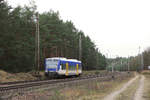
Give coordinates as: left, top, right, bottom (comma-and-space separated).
45, 70, 48, 72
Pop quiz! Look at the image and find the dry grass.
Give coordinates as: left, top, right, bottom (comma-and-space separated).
82, 70, 107, 76
0, 70, 109, 83
142, 70, 150, 100
142, 70, 150, 75
0, 70, 37, 82
116, 76, 140, 100
48, 74, 133, 100
11, 73, 133, 100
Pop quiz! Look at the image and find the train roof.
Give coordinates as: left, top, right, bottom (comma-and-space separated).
46, 57, 81, 63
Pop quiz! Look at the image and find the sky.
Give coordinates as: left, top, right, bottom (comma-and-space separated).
7, 0, 150, 58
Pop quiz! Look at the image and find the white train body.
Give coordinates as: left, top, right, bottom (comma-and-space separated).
45, 57, 82, 77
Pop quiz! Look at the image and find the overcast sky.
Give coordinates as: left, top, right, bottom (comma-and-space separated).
7, 0, 150, 58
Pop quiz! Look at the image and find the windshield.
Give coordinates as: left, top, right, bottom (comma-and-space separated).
46, 59, 58, 69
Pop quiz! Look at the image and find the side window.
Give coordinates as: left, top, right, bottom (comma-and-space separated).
61, 62, 66, 70
73, 64, 76, 70
69, 63, 76, 70
73, 64, 75, 70
79, 64, 82, 69
63, 64, 66, 70
69, 63, 72, 70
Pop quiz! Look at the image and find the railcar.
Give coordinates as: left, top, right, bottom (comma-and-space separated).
45, 57, 82, 78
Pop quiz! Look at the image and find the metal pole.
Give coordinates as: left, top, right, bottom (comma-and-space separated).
79, 34, 82, 61
35, 14, 37, 73
128, 56, 130, 72
138, 46, 144, 71
121, 59, 122, 71
96, 48, 98, 67
112, 63, 114, 73
141, 52, 144, 71
112, 55, 116, 73
36, 13, 40, 75
112, 64, 115, 72
106, 53, 108, 71
138, 46, 141, 71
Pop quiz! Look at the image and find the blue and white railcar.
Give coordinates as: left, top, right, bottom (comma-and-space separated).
45, 57, 82, 77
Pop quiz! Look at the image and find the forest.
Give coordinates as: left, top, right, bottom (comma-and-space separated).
107, 47, 150, 71
130, 47, 150, 70
0, 0, 107, 72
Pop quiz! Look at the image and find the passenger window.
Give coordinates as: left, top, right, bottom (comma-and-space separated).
68, 64, 75, 70
79, 64, 82, 69
61, 63, 66, 70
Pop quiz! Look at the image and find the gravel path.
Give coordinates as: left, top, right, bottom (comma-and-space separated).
133, 75, 145, 100
103, 75, 139, 100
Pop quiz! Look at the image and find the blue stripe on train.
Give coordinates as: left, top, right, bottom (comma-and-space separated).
47, 68, 57, 71
57, 61, 60, 71
60, 60, 81, 65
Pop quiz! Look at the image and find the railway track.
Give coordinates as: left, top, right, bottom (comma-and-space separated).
0, 72, 130, 98
0, 73, 107, 89
0, 72, 112, 87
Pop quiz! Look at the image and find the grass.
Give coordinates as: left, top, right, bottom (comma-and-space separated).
0, 70, 37, 82
142, 70, 150, 100
116, 76, 140, 100
82, 70, 108, 76
10, 72, 133, 100
50, 90, 65, 100
47, 74, 133, 100
114, 71, 150, 100
142, 70, 150, 75
0, 70, 113, 83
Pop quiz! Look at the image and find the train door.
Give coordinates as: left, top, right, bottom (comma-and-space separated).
65, 62, 69, 76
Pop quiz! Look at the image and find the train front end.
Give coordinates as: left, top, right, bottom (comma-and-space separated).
45, 58, 59, 77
